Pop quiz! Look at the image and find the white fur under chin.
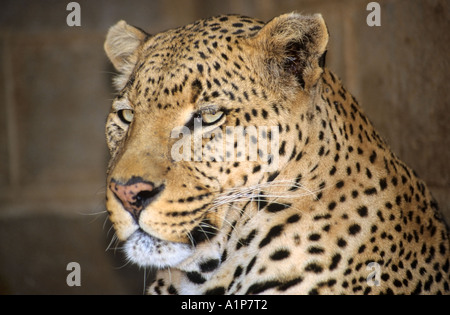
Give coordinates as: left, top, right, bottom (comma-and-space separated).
124, 230, 193, 268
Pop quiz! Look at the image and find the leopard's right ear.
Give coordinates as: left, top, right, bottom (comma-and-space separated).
248, 13, 328, 93
104, 20, 149, 89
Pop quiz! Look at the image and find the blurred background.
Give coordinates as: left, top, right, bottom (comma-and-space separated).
0, 0, 448, 294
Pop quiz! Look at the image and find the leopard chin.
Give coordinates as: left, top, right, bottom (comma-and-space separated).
124, 230, 194, 268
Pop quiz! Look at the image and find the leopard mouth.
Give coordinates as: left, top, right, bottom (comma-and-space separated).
124, 229, 194, 268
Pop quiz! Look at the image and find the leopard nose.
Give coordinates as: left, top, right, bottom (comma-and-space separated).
109, 177, 165, 221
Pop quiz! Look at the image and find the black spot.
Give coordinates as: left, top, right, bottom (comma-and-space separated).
369, 151, 377, 163
318, 146, 325, 156
379, 178, 388, 191
358, 245, 366, 253
267, 171, 280, 183
245, 256, 257, 275
318, 131, 324, 141
385, 288, 394, 295
261, 109, 268, 119
412, 280, 422, 294
348, 224, 361, 235
313, 213, 332, 221
309, 288, 319, 295
328, 201, 337, 211
192, 79, 203, 90
357, 206, 368, 217
197, 64, 204, 73
305, 263, 323, 273
186, 271, 206, 284
439, 243, 447, 256
236, 229, 257, 250
330, 166, 337, 176
190, 219, 217, 245
199, 259, 220, 273
246, 280, 281, 294
283, 214, 300, 225
221, 249, 228, 263
270, 249, 291, 260
252, 165, 261, 173
391, 244, 397, 253
277, 277, 304, 292
266, 202, 291, 213
163, 88, 170, 95
442, 259, 449, 273
256, 195, 268, 210
308, 246, 325, 254
279, 141, 286, 156
364, 187, 378, 195
259, 225, 284, 248
288, 174, 303, 192
168, 285, 178, 295
424, 275, 433, 291
191, 79, 203, 103
233, 266, 243, 278
347, 167, 352, 175
204, 286, 226, 295
309, 233, 321, 241
395, 195, 402, 206
391, 177, 398, 186
329, 253, 342, 271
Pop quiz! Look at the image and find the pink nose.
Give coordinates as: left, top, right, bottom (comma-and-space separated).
109, 178, 162, 221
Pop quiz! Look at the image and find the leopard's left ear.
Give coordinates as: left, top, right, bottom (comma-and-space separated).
104, 20, 149, 90
250, 13, 329, 91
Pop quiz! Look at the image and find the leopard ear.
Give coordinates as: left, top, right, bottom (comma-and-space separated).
250, 13, 329, 91
104, 20, 149, 89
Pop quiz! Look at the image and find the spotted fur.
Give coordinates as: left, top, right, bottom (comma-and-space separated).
104, 13, 450, 294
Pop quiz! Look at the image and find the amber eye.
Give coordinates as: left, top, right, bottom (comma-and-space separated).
117, 109, 134, 124
202, 110, 224, 125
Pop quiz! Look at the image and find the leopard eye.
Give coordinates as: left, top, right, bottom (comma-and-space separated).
202, 110, 224, 125
117, 109, 134, 124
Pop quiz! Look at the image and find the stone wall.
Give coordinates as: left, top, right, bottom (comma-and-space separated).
0, 0, 448, 294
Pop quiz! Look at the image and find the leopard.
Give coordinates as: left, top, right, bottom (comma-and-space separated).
103, 12, 450, 294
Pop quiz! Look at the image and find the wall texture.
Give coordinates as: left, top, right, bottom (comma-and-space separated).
0, 0, 448, 294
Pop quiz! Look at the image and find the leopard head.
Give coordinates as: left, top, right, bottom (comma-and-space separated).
103, 13, 328, 268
